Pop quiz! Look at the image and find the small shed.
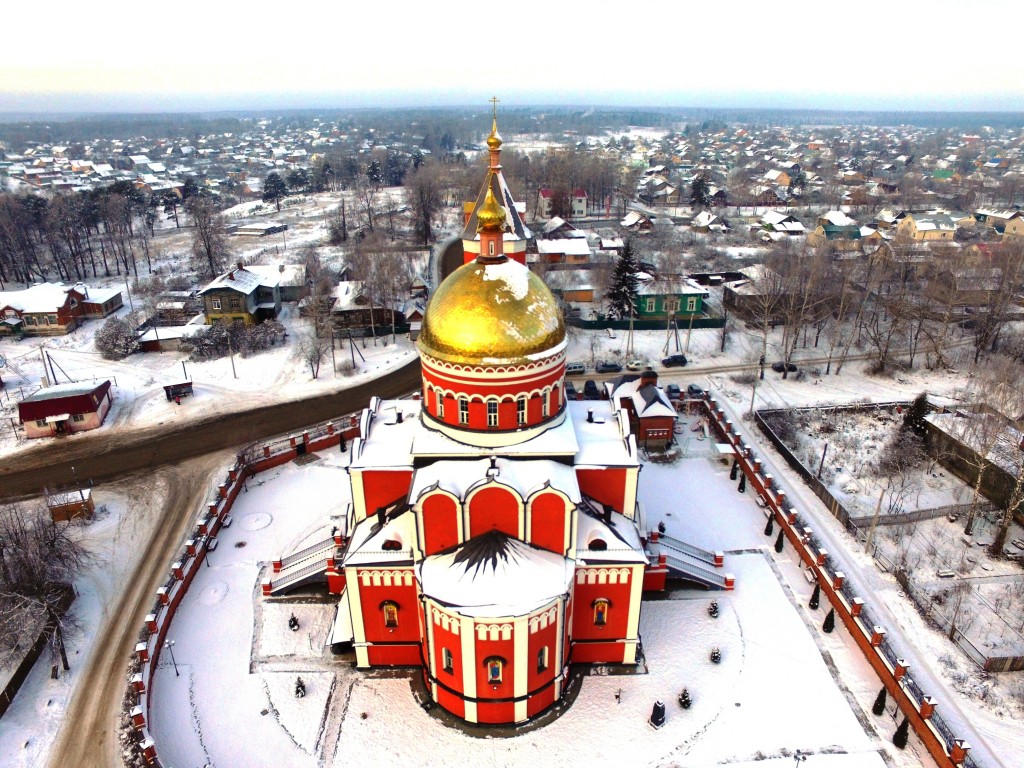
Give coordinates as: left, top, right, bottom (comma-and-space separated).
46, 488, 95, 522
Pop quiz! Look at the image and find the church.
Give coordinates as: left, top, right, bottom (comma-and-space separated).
276, 111, 726, 726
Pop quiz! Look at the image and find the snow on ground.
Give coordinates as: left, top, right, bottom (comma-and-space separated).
0, 187, 425, 457
147, 447, 924, 768
0, 479, 178, 768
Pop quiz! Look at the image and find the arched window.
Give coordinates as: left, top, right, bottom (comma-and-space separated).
593, 598, 610, 626
488, 240, 495, 256
484, 656, 505, 684
487, 400, 498, 428
537, 646, 549, 673
381, 601, 399, 628
459, 397, 469, 425
443, 647, 454, 674
517, 396, 527, 425
543, 390, 550, 418
436, 389, 444, 418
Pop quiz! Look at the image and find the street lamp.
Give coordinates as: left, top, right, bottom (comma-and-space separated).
164, 639, 179, 677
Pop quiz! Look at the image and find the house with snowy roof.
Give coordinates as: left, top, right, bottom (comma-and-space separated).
0, 282, 88, 336
895, 212, 957, 242
198, 263, 281, 325
604, 370, 677, 450
18, 380, 113, 439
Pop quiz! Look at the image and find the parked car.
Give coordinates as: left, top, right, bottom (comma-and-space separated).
583, 380, 600, 400
686, 383, 705, 399
596, 361, 622, 374
565, 362, 586, 376
662, 354, 688, 368
564, 381, 578, 400
771, 361, 798, 373
626, 359, 650, 372
665, 383, 682, 400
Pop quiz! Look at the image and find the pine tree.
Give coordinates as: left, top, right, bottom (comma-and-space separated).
871, 686, 887, 716
263, 172, 289, 212
902, 392, 929, 439
606, 240, 640, 320
774, 530, 785, 553
295, 676, 306, 698
893, 716, 909, 749
690, 174, 712, 209
710, 647, 722, 663
823, 608, 836, 633
809, 584, 821, 610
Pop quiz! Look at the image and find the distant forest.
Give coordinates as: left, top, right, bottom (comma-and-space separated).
1, 106, 1021, 148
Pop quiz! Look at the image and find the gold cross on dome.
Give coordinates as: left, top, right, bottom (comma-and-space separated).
490, 96, 500, 120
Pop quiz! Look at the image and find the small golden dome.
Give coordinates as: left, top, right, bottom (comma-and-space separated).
418, 258, 565, 365
476, 185, 506, 233
486, 118, 503, 150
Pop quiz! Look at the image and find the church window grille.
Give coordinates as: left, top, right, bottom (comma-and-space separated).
537, 646, 549, 672
517, 396, 527, 425
459, 397, 469, 425
443, 648, 454, 674
436, 389, 444, 417
382, 601, 399, 628
487, 400, 498, 428
543, 392, 550, 418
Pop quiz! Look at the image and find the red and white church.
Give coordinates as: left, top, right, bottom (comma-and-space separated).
276, 113, 729, 726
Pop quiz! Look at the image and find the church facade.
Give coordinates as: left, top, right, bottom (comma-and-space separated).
325, 114, 652, 725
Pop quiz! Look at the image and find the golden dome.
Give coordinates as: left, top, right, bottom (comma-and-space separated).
476, 185, 506, 233
418, 258, 565, 365
486, 118, 503, 150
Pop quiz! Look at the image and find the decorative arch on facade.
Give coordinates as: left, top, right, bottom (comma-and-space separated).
575, 568, 631, 586
525, 484, 573, 555
415, 484, 463, 556
465, 480, 524, 540
475, 623, 514, 641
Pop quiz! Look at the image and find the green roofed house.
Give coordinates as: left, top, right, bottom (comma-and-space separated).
635, 277, 708, 320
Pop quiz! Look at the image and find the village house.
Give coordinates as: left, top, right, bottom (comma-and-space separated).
895, 212, 957, 242
0, 283, 88, 336
198, 263, 282, 325
604, 370, 677, 451
18, 380, 113, 439
636, 277, 708, 320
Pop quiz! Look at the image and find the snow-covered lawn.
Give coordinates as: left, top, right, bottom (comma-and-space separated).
146, 449, 926, 768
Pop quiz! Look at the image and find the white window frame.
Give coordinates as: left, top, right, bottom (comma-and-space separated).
487, 400, 499, 428
459, 397, 469, 425
686, 297, 697, 312
212, 298, 222, 310
517, 396, 527, 425
645, 298, 656, 313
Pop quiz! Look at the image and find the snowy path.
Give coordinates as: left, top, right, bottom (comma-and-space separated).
714, 395, 1013, 768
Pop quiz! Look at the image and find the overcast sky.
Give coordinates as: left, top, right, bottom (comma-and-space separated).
2, 0, 1021, 114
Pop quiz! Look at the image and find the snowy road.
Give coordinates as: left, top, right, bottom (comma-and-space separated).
714, 395, 1012, 768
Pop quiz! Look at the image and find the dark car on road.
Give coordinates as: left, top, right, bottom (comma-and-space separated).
595, 361, 622, 373
583, 380, 600, 400
662, 354, 688, 368
686, 383, 705, 399
665, 383, 682, 400
564, 381, 578, 400
771, 361, 798, 373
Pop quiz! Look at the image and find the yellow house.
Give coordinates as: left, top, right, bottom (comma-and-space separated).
1004, 217, 1024, 240
895, 213, 956, 242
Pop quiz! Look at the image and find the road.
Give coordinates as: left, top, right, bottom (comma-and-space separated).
46, 455, 230, 768
0, 358, 422, 500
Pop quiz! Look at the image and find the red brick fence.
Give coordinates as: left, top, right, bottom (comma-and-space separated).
121, 415, 359, 766
699, 395, 977, 768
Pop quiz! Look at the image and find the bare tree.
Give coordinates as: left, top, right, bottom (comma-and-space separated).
406, 160, 444, 246
0, 503, 91, 674
299, 332, 330, 379
186, 196, 230, 277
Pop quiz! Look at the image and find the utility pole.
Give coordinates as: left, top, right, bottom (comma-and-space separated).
39, 345, 49, 386
864, 480, 888, 554
228, 336, 237, 379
